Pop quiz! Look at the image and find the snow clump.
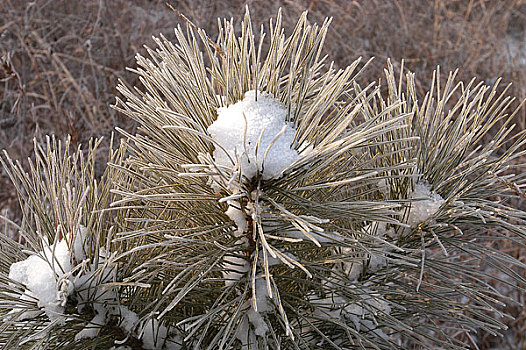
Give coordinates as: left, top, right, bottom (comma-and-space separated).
207, 90, 300, 181
139, 318, 186, 350
407, 182, 445, 227
8, 225, 144, 342
8, 237, 73, 321
338, 182, 445, 281
223, 254, 250, 287
309, 287, 392, 341
235, 278, 272, 349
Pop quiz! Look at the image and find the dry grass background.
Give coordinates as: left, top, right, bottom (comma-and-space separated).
0, 0, 525, 348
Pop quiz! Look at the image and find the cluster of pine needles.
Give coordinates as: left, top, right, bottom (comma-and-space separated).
0, 8, 525, 350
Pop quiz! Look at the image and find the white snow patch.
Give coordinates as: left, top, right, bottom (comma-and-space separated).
225, 201, 247, 237
72, 252, 142, 341
368, 252, 388, 274
117, 305, 140, 333
7, 225, 142, 342
73, 225, 88, 262
140, 318, 168, 350
207, 90, 300, 181
4, 292, 42, 320
254, 277, 272, 313
247, 306, 268, 337
338, 222, 394, 280
363, 223, 394, 273
8, 237, 73, 322
75, 303, 107, 340
336, 182, 444, 281
235, 313, 256, 350
407, 183, 445, 227
236, 304, 269, 348
309, 288, 391, 337
223, 255, 250, 287
235, 278, 272, 347
339, 247, 364, 282
7, 224, 95, 323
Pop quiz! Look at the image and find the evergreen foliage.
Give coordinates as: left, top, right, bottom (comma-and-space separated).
1, 9, 525, 350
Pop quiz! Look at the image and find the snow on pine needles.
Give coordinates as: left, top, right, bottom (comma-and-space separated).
2, 8, 526, 350
207, 90, 300, 181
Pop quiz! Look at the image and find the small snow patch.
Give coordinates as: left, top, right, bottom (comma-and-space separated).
8, 237, 72, 322
207, 90, 300, 181
7, 225, 142, 342
225, 202, 248, 237
407, 183, 445, 226
234, 278, 272, 347
223, 255, 250, 287
75, 303, 107, 340
310, 288, 391, 338
140, 318, 168, 350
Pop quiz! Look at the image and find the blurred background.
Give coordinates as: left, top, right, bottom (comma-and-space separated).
0, 1, 525, 348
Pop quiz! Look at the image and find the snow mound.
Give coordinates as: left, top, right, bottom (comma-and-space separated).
8, 238, 72, 321
407, 183, 445, 226
207, 90, 300, 180
8, 225, 142, 342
